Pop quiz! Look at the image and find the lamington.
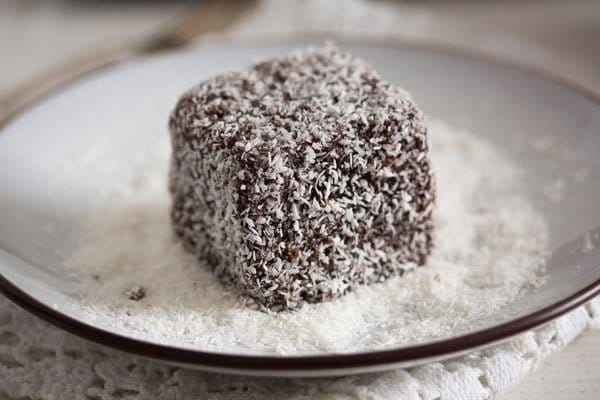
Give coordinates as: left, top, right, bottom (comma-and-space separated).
168, 45, 435, 311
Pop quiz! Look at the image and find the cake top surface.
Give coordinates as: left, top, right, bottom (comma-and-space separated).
171, 44, 425, 155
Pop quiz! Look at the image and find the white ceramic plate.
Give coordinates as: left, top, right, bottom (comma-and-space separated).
0, 39, 598, 377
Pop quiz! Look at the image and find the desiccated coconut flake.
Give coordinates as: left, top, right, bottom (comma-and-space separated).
63, 119, 548, 355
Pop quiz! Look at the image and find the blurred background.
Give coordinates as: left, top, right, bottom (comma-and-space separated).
2, 0, 600, 95
1, 1, 599, 399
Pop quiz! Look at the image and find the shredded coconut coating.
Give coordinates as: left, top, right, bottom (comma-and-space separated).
168, 45, 435, 311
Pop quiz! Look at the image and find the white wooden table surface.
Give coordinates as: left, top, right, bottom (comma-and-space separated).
1, 1, 599, 398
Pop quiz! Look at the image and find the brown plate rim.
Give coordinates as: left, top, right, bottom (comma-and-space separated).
0, 36, 599, 375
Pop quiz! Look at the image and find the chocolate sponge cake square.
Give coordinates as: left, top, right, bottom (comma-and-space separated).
169, 45, 435, 311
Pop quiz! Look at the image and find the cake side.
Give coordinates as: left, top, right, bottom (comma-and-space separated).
169, 106, 242, 278
169, 45, 435, 311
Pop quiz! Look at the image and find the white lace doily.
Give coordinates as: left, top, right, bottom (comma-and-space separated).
0, 296, 597, 400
